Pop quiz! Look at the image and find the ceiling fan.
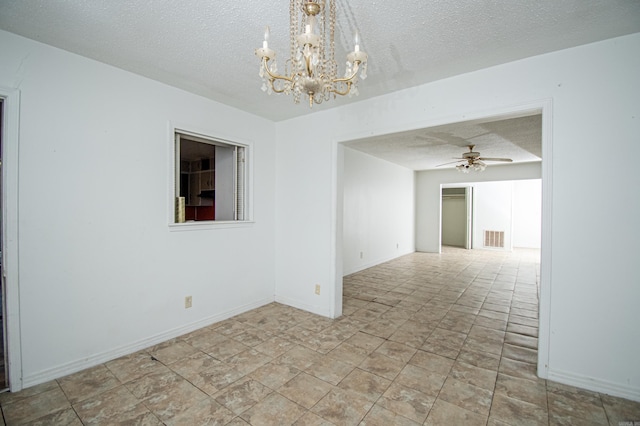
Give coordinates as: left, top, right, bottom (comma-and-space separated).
437, 145, 513, 172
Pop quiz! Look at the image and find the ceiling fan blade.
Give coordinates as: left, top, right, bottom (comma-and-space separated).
477, 157, 513, 162
435, 160, 464, 167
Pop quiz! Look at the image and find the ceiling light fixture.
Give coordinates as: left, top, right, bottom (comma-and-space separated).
456, 162, 487, 173
436, 145, 513, 173
255, 0, 368, 107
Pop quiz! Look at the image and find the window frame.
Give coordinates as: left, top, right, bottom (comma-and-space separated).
168, 123, 253, 231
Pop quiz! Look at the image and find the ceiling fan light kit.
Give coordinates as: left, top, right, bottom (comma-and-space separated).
438, 145, 513, 172
255, 0, 368, 108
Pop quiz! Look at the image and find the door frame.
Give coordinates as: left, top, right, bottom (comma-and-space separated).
1, 86, 23, 392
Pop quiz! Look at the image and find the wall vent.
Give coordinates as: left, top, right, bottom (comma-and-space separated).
484, 230, 505, 248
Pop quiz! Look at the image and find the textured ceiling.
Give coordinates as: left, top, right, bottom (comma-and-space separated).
344, 114, 542, 171
1, 0, 639, 123
0, 1, 638, 169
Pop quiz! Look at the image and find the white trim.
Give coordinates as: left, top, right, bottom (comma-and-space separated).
332, 98, 553, 381
537, 98, 553, 379
0, 86, 23, 392
274, 295, 332, 318
547, 368, 640, 402
166, 121, 254, 227
168, 220, 255, 232
328, 140, 342, 319
22, 297, 273, 388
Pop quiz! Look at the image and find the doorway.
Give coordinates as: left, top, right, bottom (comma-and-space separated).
441, 187, 472, 249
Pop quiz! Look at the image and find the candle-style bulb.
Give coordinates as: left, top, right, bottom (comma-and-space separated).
263, 26, 270, 49
354, 31, 360, 52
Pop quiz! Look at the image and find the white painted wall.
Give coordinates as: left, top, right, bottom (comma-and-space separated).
275, 33, 640, 400
472, 181, 514, 250
0, 30, 277, 388
342, 147, 414, 276
417, 163, 542, 253
513, 179, 542, 248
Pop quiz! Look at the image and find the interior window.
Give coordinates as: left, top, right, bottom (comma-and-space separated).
175, 131, 246, 222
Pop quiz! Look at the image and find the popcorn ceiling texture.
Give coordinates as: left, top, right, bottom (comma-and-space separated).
0, 0, 639, 122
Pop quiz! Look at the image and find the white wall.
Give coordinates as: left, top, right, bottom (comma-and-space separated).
275, 33, 640, 400
513, 179, 542, 248
0, 30, 277, 388
342, 147, 414, 276
417, 163, 542, 253
473, 181, 514, 250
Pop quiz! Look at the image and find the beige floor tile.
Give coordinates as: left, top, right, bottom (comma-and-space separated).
225, 348, 272, 375
494, 373, 547, 408
425, 398, 488, 426
276, 346, 323, 371
165, 395, 235, 425
437, 377, 494, 416
345, 332, 385, 353
358, 352, 405, 381
326, 342, 370, 366
359, 403, 421, 426
457, 348, 501, 371
377, 382, 434, 423
105, 350, 169, 384
311, 388, 374, 426
250, 360, 300, 390
394, 364, 447, 397
407, 350, 454, 375
18, 407, 84, 426
149, 340, 202, 365
293, 411, 337, 425
240, 392, 307, 426
337, 368, 391, 402
213, 377, 273, 415
73, 385, 150, 424
1, 387, 71, 425
9, 249, 640, 426
547, 383, 608, 424
57, 364, 120, 404
306, 355, 355, 385
499, 356, 539, 381
278, 372, 333, 409
601, 394, 640, 425
125, 370, 209, 422
253, 336, 298, 358
449, 360, 498, 391
489, 393, 548, 426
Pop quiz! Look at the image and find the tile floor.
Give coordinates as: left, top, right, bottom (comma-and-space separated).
1, 247, 639, 425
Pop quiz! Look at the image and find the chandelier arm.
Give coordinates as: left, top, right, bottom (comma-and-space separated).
329, 81, 352, 96
332, 61, 362, 84
262, 58, 293, 83
269, 80, 288, 94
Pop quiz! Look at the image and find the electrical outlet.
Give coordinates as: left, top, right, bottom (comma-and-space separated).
185, 296, 192, 309
315, 284, 321, 295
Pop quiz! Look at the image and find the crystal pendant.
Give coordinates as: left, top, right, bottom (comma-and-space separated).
261, 82, 268, 92
360, 62, 367, 80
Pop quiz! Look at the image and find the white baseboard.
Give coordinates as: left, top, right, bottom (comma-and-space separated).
22, 297, 274, 389
547, 368, 640, 402
343, 249, 415, 276
274, 295, 332, 318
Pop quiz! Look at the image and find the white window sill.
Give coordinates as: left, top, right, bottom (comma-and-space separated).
168, 220, 255, 232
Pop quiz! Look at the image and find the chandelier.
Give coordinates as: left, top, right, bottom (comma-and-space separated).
255, 0, 368, 107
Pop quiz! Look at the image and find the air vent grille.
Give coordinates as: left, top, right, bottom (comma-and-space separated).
484, 230, 505, 248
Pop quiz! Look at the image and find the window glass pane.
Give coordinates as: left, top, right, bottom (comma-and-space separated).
174, 131, 247, 223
